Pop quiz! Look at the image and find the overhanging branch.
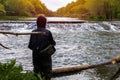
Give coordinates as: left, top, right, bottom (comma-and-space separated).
0, 43, 10, 49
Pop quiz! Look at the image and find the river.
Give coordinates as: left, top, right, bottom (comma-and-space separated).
0, 17, 120, 80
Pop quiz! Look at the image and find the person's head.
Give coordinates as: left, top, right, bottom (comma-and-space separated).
37, 14, 47, 28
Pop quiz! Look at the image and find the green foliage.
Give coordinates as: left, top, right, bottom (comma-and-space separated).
0, 60, 43, 80
0, 3, 5, 15
56, 0, 120, 20
0, 0, 54, 17
5, 0, 35, 16
1, 0, 120, 20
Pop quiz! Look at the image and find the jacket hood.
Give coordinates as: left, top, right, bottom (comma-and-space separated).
37, 15, 47, 28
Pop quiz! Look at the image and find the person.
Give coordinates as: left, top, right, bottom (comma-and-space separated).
28, 14, 56, 80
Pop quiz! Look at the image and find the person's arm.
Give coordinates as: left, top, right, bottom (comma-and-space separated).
49, 31, 56, 46
28, 34, 37, 50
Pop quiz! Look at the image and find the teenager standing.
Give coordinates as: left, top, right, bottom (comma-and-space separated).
28, 15, 56, 80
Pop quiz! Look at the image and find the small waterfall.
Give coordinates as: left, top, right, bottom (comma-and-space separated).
47, 22, 120, 33
80, 23, 104, 32
48, 22, 120, 32
0, 21, 120, 33
101, 22, 120, 31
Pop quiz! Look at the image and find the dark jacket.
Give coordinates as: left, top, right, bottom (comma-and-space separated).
28, 28, 56, 52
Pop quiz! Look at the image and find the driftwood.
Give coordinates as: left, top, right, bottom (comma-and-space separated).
0, 31, 45, 35
52, 56, 120, 77
110, 56, 120, 80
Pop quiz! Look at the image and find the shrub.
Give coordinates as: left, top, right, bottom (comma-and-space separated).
0, 60, 43, 80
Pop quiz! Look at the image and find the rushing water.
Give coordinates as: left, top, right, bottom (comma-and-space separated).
0, 18, 120, 80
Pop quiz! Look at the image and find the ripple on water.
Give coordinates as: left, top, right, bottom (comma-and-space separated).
1, 21, 120, 80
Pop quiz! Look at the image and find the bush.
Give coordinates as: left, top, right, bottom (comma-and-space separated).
0, 60, 43, 80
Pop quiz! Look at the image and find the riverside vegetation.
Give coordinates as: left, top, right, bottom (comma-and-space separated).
0, 60, 43, 80
0, 0, 53, 17
1, 0, 120, 20
56, 0, 120, 20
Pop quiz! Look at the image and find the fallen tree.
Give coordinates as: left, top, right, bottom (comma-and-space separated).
52, 56, 120, 77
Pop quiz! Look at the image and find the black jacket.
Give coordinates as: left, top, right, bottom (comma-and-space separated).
28, 28, 56, 51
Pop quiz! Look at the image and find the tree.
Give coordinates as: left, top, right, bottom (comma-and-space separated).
2, 0, 53, 16
56, 0, 120, 20
56, 0, 88, 18
29, 0, 53, 16
5, 0, 35, 16
0, 0, 7, 5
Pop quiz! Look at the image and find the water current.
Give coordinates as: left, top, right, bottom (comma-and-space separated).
0, 19, 120, 80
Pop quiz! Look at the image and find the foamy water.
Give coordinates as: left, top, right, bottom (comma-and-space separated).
0, 20, 120, 80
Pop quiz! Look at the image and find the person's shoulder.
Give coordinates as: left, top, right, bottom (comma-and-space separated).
32, 29, 37, 32
45, 29, 50, 32
45, 29, 52, 33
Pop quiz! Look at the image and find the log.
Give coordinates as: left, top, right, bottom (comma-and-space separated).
110, 56, 120, 80
0, 31, 45, 35
52, 56, 120, 77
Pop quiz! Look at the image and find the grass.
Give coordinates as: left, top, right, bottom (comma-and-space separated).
0, 60, 43, 80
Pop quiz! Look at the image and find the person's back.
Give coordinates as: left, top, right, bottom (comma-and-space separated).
28, 15, 56, 80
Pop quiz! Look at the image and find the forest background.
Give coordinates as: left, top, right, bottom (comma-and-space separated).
0, 0, 120, 20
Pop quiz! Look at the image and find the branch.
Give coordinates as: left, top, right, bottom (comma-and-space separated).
0, 31, 45, 35
0, 43, 10, 49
